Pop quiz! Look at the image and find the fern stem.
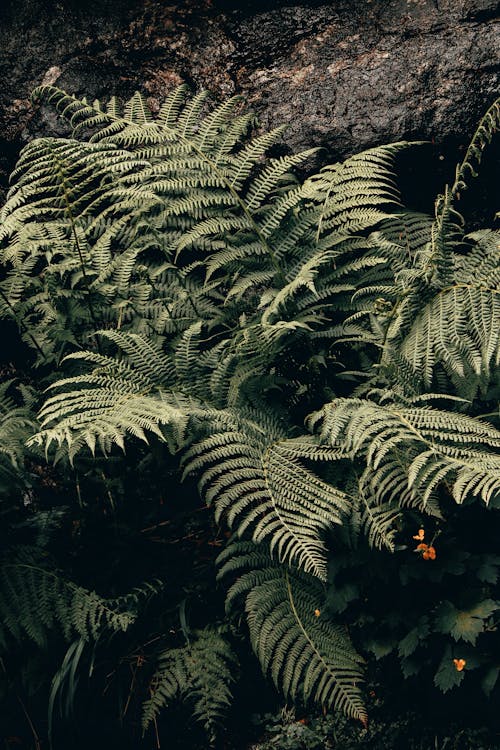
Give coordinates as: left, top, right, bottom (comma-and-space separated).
122, 659, 140, 718
451, 97, 500, 200
100, 470, 116, 511
439, 282, 500, 296
153, 715, 161, 749
284, 571, 360, 711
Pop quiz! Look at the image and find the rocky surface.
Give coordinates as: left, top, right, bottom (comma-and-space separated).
0, 0, 499, 175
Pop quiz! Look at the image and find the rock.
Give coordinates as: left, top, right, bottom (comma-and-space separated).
0, 0, 498, 178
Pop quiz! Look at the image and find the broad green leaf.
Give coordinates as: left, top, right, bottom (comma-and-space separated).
434, 646, 465, 692
434, 599, 498, 645
398, 616, 430, 658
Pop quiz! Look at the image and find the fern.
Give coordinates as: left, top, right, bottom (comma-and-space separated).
309, 398, 500, 507
302, 143, 406, 238
451, 97, 500, 201
28, 332, 199, 459
0, 550, 135, 650
218, 540, 367, 725
143, 627, 238, 745
2, 86, 499, 738
183, 419, 347, 581
1, 87, 311, 364
0, 380, 36, 471
355, 483, 401, 552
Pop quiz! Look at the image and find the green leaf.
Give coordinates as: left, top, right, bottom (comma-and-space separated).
475, 555, 500, 584
434, 646, 465, 692
325, 583, 359, 614
434, 599, 498, 645
400, 656, 422, 678
398, 616, 430, 658
363, 637, 395, 660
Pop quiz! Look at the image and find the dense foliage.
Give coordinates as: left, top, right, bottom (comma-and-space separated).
0, 86, 499, 749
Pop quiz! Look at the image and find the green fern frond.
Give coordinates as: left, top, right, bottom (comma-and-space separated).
373, 211, 435, 269
218, 541, 367, 724
229, 127, 287, 190
355, 483, 401, 552
456, 230, 500, 287
183, 417, 347, 580
0, 380, 36, 471
302, 143, 408, 240
310, 398, 500, 507
400, 283, 499, 394
142, 627, 238, 745
29, 345, 196, 459
0, 551, 135, 650
451, 96, 500, 199
425, 187, 465, 287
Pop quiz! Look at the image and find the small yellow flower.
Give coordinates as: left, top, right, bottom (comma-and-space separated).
314, 608, 321, 617
413, 528, 425, 541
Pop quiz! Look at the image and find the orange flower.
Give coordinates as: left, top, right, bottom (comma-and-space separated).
415, 542, 436, 559
422, 546, 436, 560
314, 609, 321, 617
413, 528, 425, 541
453, 658, 466, 672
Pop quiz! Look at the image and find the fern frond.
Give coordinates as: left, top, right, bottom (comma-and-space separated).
310, 399, 500, 507
400, 283, 500, 395
29, 345, 196, 460
373, 211, 434, 270
302, 143, 408, 239
229, 127, 287, 190
218, 541, 367, 724
0, 551, 135, 650
183, 418, 347, 580
0, 380, 36, 471
425, 187, 464, 287
142, 627, 238, 745
356, 482, 401, 552
451, 97, 500, 199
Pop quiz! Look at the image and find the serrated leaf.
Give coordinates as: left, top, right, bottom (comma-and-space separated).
475, 555, 500, 584
434, 646, 465, 692
363, 637, 395, 660
325, 583, 359, 614
400, 656, 421, 678
434, 599, 499, 645
398, 616, 430, 658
